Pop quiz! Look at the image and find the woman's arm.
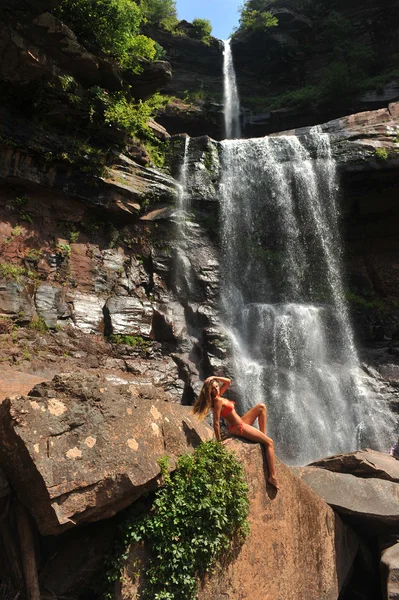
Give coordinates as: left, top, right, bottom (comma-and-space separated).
216, 377, 231, 396
212, 396, 223, 442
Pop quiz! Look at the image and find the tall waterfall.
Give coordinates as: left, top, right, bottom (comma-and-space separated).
222, 40, 241, 139
220, 132, 394, 465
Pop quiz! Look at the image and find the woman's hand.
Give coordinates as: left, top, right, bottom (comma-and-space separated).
204, 376, 215, 384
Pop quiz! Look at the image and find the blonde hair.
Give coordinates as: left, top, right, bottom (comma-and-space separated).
192, 380, 218, 421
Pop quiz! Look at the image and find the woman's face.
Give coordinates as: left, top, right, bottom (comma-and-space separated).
211, 381, 219, 397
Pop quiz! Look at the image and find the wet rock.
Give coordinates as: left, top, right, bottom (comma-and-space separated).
0, 372, 213, 535
309, 449, 399, 483
106, 296, 153, 336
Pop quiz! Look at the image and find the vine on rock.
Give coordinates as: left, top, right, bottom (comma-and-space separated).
106, 441, 250, 600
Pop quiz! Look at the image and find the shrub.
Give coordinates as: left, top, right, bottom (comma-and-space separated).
191, 18, 213, 44
375, 147, 388, 160
29, 317, 49, 333
0, 263, 26, 282
108, 334, 151, 349
106, 441, 250, 600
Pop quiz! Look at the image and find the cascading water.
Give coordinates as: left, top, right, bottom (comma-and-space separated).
219, 132, 395, 465
174, 137, 193, 298
222, 39, 241, 139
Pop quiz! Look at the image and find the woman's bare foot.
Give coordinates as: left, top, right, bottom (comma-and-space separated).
267, 475, 280, 490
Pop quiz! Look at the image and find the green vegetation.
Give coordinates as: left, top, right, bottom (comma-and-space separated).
375, 147, 389, 160
106, 441, 249, 600
239, 6, 278, 32
29, 317, 49, 333
55, 0, 156, 71
141, 0, 178, 28
25, 249, 42, 263
58, 243, 72, 258
0, 263, 26, 282
108, 334, 152, 350
236, 1, 399, 113
191, 18, 213, 44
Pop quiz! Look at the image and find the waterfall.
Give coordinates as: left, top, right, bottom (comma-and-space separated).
222, 39, 241, 139
220, 130, 395, 465
174, 137, 193, 299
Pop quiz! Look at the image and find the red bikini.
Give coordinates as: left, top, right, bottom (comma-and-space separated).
220, 400, 244, 435
220, 400, 235, 418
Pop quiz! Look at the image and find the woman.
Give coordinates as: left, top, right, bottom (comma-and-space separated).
192, 375, 279, 490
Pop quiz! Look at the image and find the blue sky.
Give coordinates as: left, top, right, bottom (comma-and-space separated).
175, 0, 242, 40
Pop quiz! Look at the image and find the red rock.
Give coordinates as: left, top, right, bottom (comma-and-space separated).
0, 373, 213, 535
121, 441, 358, 600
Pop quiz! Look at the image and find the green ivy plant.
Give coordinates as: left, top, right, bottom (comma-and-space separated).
106, 441, 250, 600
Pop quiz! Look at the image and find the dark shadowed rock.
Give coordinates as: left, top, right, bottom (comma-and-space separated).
294, 466, 399, 534
124, 59, 172, 100
380, 538, 399, 600
309, 449, 399, 483
0, 373, 213, 535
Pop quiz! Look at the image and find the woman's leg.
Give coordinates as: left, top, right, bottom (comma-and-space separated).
241, 403, 267, 434
238, 422, 279, 489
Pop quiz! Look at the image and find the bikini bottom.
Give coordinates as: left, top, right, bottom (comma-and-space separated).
229, 421, 244, 435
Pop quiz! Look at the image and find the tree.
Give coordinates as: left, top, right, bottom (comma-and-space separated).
141, 0, 178, 27
191, 18, 213, 44
239, 6, 278, 32
55, 0, 158, 69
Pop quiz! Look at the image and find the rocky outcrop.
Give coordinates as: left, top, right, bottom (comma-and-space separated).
310, 449, 399, 483
294, 451, 399, 534
146, 27, 224, 139
232, 0, 399, 137
0, 373, 213, 535
121, 440, 359, 600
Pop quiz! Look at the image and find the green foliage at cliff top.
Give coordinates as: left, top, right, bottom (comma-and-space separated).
106, 441, 250, 600
141, 0, 178, 28
191, 18, 213, 44
54, 0, 159, 70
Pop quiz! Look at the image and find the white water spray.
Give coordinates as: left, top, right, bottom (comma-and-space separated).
220, 132, 395, 464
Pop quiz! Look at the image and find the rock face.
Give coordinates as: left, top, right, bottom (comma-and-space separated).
232, 0, 399, 137
0, 373, 213, 536
310, 449, 399, 483
380, 539, 399, 600
121, 441, 358, 600
294, 452, 399, 534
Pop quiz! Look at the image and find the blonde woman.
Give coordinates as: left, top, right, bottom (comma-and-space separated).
193, 375, 279, 490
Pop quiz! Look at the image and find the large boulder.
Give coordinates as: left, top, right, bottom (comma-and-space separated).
310, 449, 399, 483
0, 373, 213, 536
121, 441, 359, 600
294, 456, 399, 534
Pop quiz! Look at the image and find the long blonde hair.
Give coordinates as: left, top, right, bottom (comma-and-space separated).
192, 380, 218, 421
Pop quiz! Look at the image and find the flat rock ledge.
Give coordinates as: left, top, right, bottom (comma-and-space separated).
0, 373, 213, 536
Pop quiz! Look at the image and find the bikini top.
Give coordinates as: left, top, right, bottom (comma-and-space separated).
220, 400, 235, 418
